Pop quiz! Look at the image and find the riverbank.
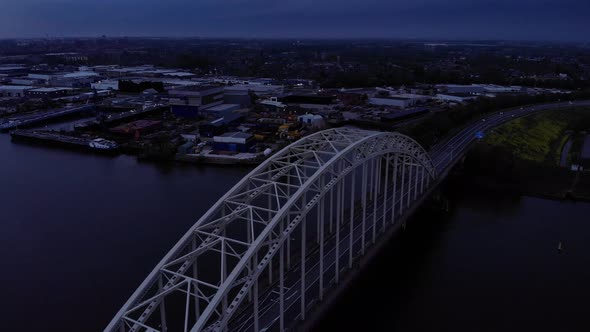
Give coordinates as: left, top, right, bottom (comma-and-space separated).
460, 106, 590, 201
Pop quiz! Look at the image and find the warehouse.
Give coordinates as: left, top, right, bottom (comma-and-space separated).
0, 85, 33, 97
368, 96, 415, 109
436, 84, 485, 94
199, 113, 245, 138
200, 103, 240, 119
168, 85, 224, 118
212, 132, 255, 153
91, 80, 119, 90
224, 84, 284, 97
298, 114, 324, 128
26, 87, 71, 98
435, 93, 478, 104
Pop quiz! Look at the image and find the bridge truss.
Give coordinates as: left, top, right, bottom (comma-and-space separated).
106, 128, 437, 332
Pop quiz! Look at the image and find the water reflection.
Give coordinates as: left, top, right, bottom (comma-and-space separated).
317, 177, 590, 332
0, 136, 248, 331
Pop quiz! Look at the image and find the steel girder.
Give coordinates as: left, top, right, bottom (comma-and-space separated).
105, 128, 436, 332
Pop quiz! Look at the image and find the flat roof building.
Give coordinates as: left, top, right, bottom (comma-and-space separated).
26, 87, 71, 98
200, 104, 240, 119
368, 96, 415, 109
212, 132, 255, 152
168, 85, 224, 118
436, 84, 485, 95
435, 93, 478, 104
224, 84, 284, 96
0, 85, 34, 97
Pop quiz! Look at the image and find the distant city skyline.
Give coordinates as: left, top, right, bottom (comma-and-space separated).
0, 0, 588, 42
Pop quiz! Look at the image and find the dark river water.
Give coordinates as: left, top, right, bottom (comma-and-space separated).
318, 181, 590, 332
1, 134, 589, 332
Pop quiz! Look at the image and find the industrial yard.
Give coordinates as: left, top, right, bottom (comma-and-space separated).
0, 42, 583, 166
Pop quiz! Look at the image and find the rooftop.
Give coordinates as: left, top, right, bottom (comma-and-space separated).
29, 87, 71, 92
63, 71, 99, 78
372, 96, 412, 101
0, 66, 26, 71
0, 85, 34, 91
218, 131, 252, 139
163, 72, 196, 77
206, 104, 239, 112
170, 85, 222, 92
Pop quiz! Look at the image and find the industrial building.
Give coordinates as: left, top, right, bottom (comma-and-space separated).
436, 84, 486, 95
259, 97, 287, 111
0, 85, 34, 97
199, 113, 245, 138
223, 90, 252, 107
435, 84, 526, 96
224, 84, 284, 97
212, 132, 255, 153
435, 93, 479, 104
298, 114, 324, 128
59, 71, 100, 87
368, 96, 416, 109
26, 71, 100, 88
200, 103, 240, 119
91, 80, 119, 91
27, 73, 63, 82
26, 87, 71, 98
481, 85, 524, 95
168, 85, 224, 118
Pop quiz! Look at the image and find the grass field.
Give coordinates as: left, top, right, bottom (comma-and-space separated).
484, 107, 590, 165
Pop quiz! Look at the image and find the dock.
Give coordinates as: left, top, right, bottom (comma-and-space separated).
11, 129, 88, 146
0, 105, 95, 131
10, 129, 118, 153
74, 103, 166, 130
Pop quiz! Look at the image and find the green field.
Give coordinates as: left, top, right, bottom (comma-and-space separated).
484, 107, 590, 165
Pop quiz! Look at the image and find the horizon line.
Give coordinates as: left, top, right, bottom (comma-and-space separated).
0, 35, 587, 44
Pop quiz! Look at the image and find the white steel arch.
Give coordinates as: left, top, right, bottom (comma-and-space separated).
106, 127, 436, 332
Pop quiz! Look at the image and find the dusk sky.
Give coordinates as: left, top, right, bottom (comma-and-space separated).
1, 0, 588, 41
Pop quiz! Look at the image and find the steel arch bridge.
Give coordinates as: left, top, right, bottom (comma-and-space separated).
106, 128, 437, 332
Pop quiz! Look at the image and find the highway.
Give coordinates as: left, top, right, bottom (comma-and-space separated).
226, 100, 590, 332
430, 100, 590, 173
